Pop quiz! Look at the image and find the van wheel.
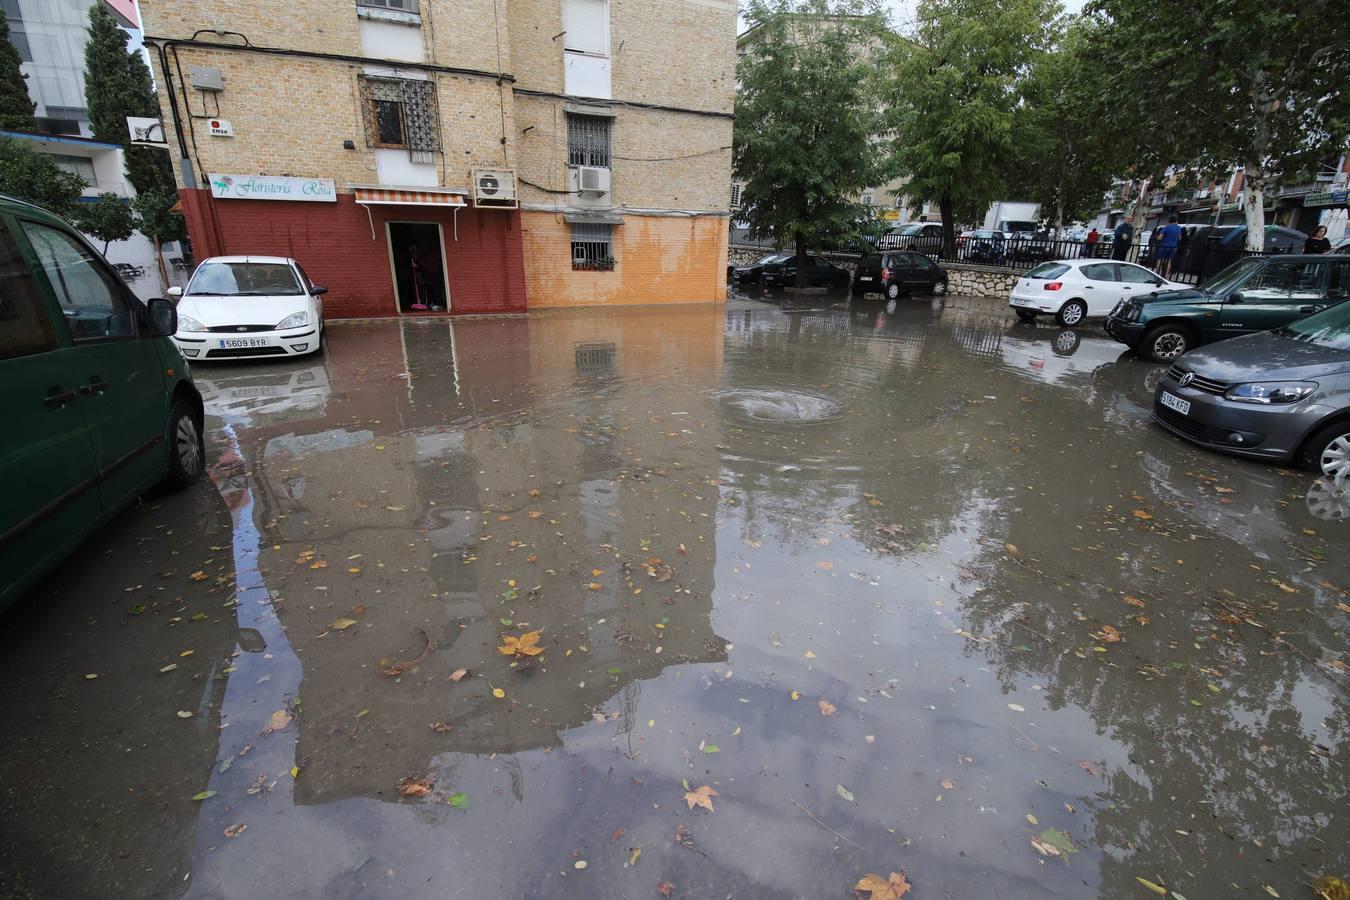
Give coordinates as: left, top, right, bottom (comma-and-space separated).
1300, 422, 1350, 478
1141, 324, 1191, 363
1056, 299, 1088, 327
1015, 309, 1037, 322
166, 397, 204, 489
885, 283, 900, 301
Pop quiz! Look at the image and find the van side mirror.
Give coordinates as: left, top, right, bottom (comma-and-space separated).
147, 297, 177, 338
310, 285, 328, 296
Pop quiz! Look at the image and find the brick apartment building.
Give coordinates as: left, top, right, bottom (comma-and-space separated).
138, 0, 735, 317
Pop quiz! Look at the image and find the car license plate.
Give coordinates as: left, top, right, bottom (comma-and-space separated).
1159, 391, 1190, 415
858, 276, 872, 281
1011, 296, 1032, 306
219, 338, 269, 349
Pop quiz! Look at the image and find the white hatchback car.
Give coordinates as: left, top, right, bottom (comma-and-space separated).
1009, 259, 1187, 327
169, 256, 326, 361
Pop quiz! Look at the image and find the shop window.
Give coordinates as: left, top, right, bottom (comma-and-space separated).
571, 223, 614, 271
360, 77, 439, 163
567, 114, 611, 168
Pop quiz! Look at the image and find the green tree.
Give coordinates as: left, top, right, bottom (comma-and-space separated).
133, 189, 185, 288
0, 137, 85, 217
0, 8, 35, 130
883, 0, 1061, 256
73, 192, 137, 254
1084, 0, 1350, 250
734, 0, 887, 287
84, 4, 175, 195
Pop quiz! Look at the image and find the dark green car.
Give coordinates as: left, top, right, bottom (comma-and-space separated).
1105, 255, 1350, 363
0, 195, 204, 611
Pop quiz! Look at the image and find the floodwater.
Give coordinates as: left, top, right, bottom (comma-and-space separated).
1, 292, 1346, 899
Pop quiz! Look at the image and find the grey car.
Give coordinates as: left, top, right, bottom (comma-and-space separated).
1152, 298, 1350, 477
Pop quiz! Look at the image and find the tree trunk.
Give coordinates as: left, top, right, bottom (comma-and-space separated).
154, 235, 169, 293
102, 239, 110, 255
939, 192, 955, 259
1054, 195, 1065, 240
1130, 177, 1151, 234
794, 232, 807, 289
1242, 166, 1266, 253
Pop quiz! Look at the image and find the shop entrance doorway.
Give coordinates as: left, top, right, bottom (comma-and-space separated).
387, 221, 450, 313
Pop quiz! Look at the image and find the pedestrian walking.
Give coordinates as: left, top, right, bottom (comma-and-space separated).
1085, 228, 1099, 259
1154, 215, 1182, 277
1304, 225, 1331, 254
1111, 220, 1134, 261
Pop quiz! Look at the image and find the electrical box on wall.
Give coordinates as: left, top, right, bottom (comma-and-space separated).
189, 65, 224, 92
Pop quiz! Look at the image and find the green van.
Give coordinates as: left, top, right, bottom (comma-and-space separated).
0, 195, 204, 611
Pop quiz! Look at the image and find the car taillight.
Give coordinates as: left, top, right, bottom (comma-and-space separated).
1043, 281, 1062, 291
881, 267, 890, 280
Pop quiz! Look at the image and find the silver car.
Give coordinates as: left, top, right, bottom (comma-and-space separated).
1152, 299, 1350, 478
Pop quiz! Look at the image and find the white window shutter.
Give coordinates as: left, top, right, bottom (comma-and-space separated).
563, 0, 608, 55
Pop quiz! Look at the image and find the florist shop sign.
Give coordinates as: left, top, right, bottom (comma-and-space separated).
209, 174, 336, 202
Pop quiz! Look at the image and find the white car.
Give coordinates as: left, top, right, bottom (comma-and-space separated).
1009, 259, 1187, 327
169, 256, 326, 360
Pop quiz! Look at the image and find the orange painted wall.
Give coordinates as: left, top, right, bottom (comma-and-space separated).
521, 212, 728, 308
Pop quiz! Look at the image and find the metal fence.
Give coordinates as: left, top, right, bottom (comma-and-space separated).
881, 234, 1280, 285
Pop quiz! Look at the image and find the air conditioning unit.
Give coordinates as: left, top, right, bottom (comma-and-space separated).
472, 168, 518, 209
578, 165, 611, 194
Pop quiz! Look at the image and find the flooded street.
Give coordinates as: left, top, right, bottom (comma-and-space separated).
1, 293, 1346, 899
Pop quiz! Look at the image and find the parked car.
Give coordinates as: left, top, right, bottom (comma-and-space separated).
1105, 254, 1350, 363
1008, 230, 1055, 262
1010, 259, 1188, 327
1151, 298, 1350, 477
730, 253, 789, 285
113, 262, 145, 279
964, 229, 1007, 263
169, 255, 327, 360
955, 229, 977, 252
853, 250, 948, 300
0, 194, 204, 610
777, 253, 847, 288
878, 222, 943, 254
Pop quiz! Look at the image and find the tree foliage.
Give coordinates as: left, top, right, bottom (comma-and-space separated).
1082, 0, 1350, 250
883, 0, 1061, 254
132, 189, 186, 243
84, 5, 175, 196
74, 192, 137, 254
0, 137, 86, 218
0, 8, 35, 131
734, 0, 887, 285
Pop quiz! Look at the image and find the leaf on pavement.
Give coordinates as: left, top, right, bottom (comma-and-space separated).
261, 709, 293, 735
1135, 877, 1168, 896
837, 784, 855, 802
1132, 509, 1154, 521
192, 790, 216, 801
853, 870, 911, 900
331, 618, 358, 631
683, 784, 718, 813
449, 667, 468, 682
1092, 625, 1123, 643
224, 823, 247, 838
397, 775, 433, 797
497, 629, 544, 658
818, 699, 837, 717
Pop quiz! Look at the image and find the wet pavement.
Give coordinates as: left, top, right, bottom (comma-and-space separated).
1, 291, 1346, 899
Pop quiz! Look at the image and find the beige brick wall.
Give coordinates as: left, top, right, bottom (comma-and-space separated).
610, 0, 735, 114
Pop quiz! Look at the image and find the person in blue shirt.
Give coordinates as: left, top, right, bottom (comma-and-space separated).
1154, 215, 1183, 277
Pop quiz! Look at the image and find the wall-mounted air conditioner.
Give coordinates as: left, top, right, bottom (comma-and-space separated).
472, 168, 518, 208
577, 165, 611, 194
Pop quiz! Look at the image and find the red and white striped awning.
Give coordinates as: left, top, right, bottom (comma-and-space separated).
353, 187, 467, 207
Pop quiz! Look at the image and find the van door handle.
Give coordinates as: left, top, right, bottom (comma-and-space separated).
44, 387, 78, 409
79, 377, 109, 396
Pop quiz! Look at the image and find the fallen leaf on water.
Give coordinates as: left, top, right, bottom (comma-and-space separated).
497, 629, 544, 658
1132, 510, 1154, 521
818, 699, 837, 717
789, 691, 802, 701
1093, 625, 1123, 643
447, 792, 469, 809
1124, 596, 1146, 608
190, 571, 208, 581
160, 664, 178, 674
1004, 543, 1019, 556
261, 709, 293, 735
628, 847, 641, 866
854, 870, 911, 900
309, 560, 328, 569
804, 649, 817, 659
192, 790, 216, 801
396, 775, 433, 797
223, 823, 247, 838
837, 784, 855, 802
941, 778, 956, 791
683, 784, 718, 813
331, 618, 358, 631
449, 667, 468, 682
1029, 827, 1078, 860
1078, 760, 1102, 777
492, 687, 506, 699
1007, 703, 1026, 712
430, 722, 452, 733
1336, 602, 1350, 614
176, 710, 194, 719
528, 511, 542, 518
1135, 877, 1168, 896
1312, 874, 1349, 900
1026, 813, 1039, 825
586, 582, 603, 590
658, 881, 675, 897
816, 561, 834, 571
700, 743, 719, 754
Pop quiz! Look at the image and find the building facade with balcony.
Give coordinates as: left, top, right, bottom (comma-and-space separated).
138, 0, 735, 318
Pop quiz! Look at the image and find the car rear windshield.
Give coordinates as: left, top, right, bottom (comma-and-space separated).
1275, 300, 1350, 351
1025, 263, 1068, 279
187, 262, 303, 296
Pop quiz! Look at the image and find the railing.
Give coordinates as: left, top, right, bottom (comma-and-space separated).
883, 234, 1280, 286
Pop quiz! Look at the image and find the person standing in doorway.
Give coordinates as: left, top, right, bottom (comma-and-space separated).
1154, 215, 1182, 277
1305, 225, 1332, 254
1111, 219, 1134, 261
411, 240, 445, 310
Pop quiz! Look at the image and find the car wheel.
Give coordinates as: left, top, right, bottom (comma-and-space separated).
931, 279, 947, 296
1055, 299, 1088, 327
885, 282, 900, 301
1014, 309, 1037, 322
1141, 324, 1191, 363
1300, 422, 1350, 478
165, 397, 205, 489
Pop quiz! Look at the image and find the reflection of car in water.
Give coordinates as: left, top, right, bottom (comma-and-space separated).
1305, 477, 1350, 520
193, 357, 333, 422
997, 322, 1135, 387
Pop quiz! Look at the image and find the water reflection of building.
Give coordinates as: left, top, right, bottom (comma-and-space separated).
202, 310, 727, 804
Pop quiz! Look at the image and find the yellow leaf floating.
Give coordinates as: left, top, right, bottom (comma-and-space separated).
497, 630, 544, 658
492, 688, 506, 699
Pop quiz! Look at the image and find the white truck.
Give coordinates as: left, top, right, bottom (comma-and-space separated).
983, 201, 1041, 237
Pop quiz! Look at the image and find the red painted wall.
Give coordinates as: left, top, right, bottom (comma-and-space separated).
178, 190, 526, 318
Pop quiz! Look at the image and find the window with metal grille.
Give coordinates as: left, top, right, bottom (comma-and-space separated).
730, 182, 741, 209
571, 223, 614, 270
359, 77, 439, 163
567, 115, 611, 168
357, 0, 419, 11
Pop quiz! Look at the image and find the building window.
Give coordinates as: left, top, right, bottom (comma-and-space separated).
359, 77, 439, 162
357, 0, 419, 9
50, 154, 96, 187
730, 182, 741, 209
563, 0, 608, 55
571, 223, 614, 270
567, 114, 611, 168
